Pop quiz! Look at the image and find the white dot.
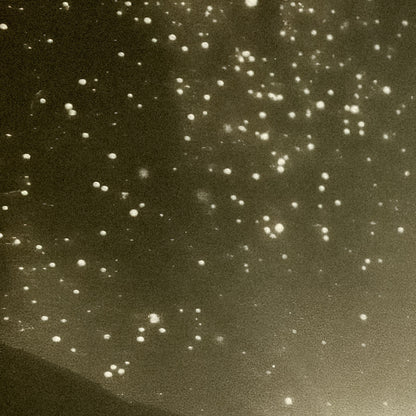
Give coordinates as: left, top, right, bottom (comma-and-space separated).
52, 336, 61, 343
245, 0, 258, 7
144, 17, 152, 24
284, 397, 293, 406
92, 181, 100, 188
382, 86, 391, 95
103, 334, 111, 340
99, 230, 107, 236
78, 79, 87, 85
136, 336, 145, 342
398, 226, 404, 234
22, 153, 31, 160
260, 132, 269, 141
82, 132, 89, 138
223, 168, 232, 175
118, 368, 125, 375
252, 173, 260, 180
108, 153, 117, 160
360, 314, 368, 321
187, 113, 195, 121
198, 260, 205, 266
104, 371, 113, 378
335, 200, 342, 206
159, 328, 166, 334
201, 42, 209, 49
148, 313, 160, 324
129, 209, 139, 217
64, 103, 73, 110
259, 111, 267, 119
316, 100, 325, 110
41, 316, 49, 321
77, 259, 86, 267
274, 223, 284, 234
168, 34, 177, 41
350, 105, 360, 114
0, 23, 8, 30
118, 51, 125, 57
321, 172, 330, 180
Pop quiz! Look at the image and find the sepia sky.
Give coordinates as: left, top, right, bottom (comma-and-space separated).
1, 0, 416, 415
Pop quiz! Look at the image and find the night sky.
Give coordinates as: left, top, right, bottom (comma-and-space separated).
1, 0, 416, 415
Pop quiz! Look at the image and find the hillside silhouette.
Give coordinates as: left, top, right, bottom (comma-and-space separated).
0, 343, 181, 416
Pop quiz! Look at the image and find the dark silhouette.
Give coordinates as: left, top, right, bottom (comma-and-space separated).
0, 343, 181, 416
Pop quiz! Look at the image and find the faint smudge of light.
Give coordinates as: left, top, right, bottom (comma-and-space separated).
138, 167, 149, 179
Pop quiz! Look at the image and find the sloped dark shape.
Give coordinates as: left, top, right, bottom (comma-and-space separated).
0, 343, 180, 416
